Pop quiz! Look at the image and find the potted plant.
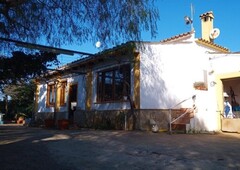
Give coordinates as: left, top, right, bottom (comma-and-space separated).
44, 118, 55, 128
58, 119, 69, 130
15, 113, 27, 124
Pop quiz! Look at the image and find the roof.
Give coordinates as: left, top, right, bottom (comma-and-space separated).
39, 41, 136, 78
160, 31, 194, 43
42, 29, 230, 78
63, 41, 136, 67
196, 38, 229, 52
159, 30, 229, 52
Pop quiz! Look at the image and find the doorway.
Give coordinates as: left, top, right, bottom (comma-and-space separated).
68, 84, 78, 124
221, 79, 240, 133
222, 78, 240, 118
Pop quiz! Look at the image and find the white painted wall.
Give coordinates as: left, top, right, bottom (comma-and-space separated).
187, 53, 240, 132
37, 74, 86, 113
139, 35, 212, 109
136, 35, 230, 132
68, 75, 86, 110
210, 54, 240, 74
190, 90, 218, 132
37, 83, 52, 113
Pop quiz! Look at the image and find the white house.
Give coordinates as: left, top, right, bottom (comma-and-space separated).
34, 11, 240, 133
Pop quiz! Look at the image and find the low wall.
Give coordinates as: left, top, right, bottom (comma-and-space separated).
74, 109, 175, 131
74, 110, 131, 130
221, 118, 240, 133
138, 109, 169, 131
34, 112, 68, 125
34, 109, 180, 131
35, 112, 53, 123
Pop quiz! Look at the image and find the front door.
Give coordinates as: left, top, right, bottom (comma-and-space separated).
68, 84, 78, 123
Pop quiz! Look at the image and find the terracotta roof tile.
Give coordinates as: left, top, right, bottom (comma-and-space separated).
196, 38, 229, 52
160, 31, 194, 43
199, 11, 214, 18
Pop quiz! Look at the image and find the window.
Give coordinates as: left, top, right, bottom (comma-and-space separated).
60, 81, 67, 106
97, 64, 130, 102
47, 84, 55, 107
47, 81, 67, 107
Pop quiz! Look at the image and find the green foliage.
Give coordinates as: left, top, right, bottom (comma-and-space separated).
3, 81, 36, 118
0, 0, 159, 48
15, 113, 27, 119
0, 50, 56, 118
0, 51, 58, 86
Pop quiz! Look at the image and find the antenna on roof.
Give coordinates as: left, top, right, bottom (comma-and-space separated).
184, 3, 194, 31
190, 3, 194, 31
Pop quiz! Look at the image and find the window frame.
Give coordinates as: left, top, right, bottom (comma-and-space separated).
60, 81, 67, 106
46, 83, 55, 107
46, 81, 67, 107
97, 64, 131, 103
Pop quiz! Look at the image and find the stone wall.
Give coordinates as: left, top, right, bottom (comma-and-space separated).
35, 112, 54, 124
34, 109, 182, 131
138, 109, 170, 131
34, 111, 68, 126
73, 109, 179, 131
74, 110, 132, 130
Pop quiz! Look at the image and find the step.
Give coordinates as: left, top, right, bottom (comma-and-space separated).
171, 123, 186, 133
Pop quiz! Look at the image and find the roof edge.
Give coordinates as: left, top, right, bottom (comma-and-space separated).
196, 38, 229, 53
160, 31, 195, 43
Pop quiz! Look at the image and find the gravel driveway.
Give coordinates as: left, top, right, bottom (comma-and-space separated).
0, 124, 240, 170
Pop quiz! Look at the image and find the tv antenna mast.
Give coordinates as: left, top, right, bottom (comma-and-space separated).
184, 3, 194, 31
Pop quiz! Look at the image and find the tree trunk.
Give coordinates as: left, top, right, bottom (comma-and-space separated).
4, 95, 8, 115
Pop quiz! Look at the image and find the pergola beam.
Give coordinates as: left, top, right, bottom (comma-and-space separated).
0, 37, 94, 56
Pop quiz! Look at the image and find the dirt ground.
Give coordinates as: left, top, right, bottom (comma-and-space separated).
0, 124, 240, 170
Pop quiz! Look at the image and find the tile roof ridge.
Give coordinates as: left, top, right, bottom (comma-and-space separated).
196, 38, 229, 52
160, 30, 194, 43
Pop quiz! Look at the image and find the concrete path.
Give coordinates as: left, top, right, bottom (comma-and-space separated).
0, 124, 240, 170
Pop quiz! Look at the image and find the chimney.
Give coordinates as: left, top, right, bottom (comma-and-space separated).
199, 11, 214, 42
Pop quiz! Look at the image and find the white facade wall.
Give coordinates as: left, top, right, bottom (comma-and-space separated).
186, 53, 240, 132
137, 36, 228, 132
210, 54, 240, 74
37, 74, 86, 113
139, 37, 212, 110
37, 83, 52, 113
68, 75, 86, 110
190, 90, 218, 132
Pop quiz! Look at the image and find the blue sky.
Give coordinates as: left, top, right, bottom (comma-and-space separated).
58, 0, 240, 65
154, 0, 240, 51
